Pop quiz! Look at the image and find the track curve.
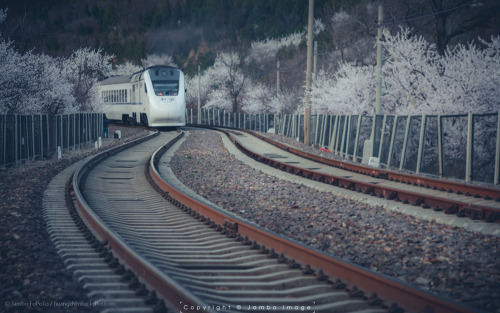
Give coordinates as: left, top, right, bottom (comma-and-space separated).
62, 127, 484, 313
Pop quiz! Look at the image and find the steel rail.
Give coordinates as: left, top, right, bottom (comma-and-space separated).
71, 129, 218, 313
249, 130, 500, 200
148, 133, 479, 313
212, 127, 499, 223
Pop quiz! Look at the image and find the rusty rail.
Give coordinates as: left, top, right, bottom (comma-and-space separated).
71, 129, 217, 313
214, 128, 499, 223
148, 133, 479, 313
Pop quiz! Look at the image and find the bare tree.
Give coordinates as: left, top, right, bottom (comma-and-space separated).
397, 0, 500, 55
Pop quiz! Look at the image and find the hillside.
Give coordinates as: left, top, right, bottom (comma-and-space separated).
0, 0, 344, 75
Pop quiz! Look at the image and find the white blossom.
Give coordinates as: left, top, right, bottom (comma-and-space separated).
248, 32, 304, 62
311, 63, 375, 115
242, 82, 274, 114
310, 28, 500, 117
203, 52, 248, 112
109, 61, 143, 76
141, 53, 176, 68
205, 88, 232, 111
62, 47, 113, 112
0, 38, 25, 113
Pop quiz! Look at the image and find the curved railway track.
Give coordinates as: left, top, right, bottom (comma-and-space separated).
213, 127, 500, 224
44, 126, 483, 313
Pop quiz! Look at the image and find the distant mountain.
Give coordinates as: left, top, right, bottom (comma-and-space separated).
0, 0, 337, 73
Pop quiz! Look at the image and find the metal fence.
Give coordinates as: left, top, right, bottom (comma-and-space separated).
186, 108, 500, 185
0, 113, 103, 167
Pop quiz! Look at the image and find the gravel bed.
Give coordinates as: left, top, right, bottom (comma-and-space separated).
170, 129, 500, 313
0, 126, 150, 313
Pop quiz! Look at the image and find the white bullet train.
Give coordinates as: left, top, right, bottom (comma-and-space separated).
98, 65, 186, 127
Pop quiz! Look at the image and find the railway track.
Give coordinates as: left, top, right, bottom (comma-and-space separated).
214, 127, 500, 224
42, 126, 487, 313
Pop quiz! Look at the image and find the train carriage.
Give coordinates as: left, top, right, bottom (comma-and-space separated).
98, 65, 186, 127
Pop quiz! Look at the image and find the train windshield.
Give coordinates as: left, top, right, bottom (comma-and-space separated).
151, 80, 179, 96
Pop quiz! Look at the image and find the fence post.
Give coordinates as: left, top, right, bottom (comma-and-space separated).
61, 114, 64, 150
495, 112, 500, 185
15, 114, 18, 166
438, 115, 443, 178
465, 113, 473, 183
46, 115, 50, 158
2, 115, 5, 166
73, 114, 76, 149
329, 116, 338, 153
387, 115, 398, 169
31, 115, 35, 160
352, 116, 361, 161
377, 115, 387, 159
321, 115, 327, 148
416, 115, 426, 174
335, 116, 343, 155
399, 116, 411, 170
345, 115, 352, 158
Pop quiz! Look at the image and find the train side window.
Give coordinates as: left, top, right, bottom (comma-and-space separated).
144, 83, 147, 94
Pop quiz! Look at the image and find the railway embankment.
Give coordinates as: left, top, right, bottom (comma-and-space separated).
0, 126, 148, 313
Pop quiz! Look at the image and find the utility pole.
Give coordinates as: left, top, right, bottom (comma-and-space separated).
313, 41, 318, 83
197, 65, 201, 124
313, 40, 318, 117
375, 5, 383, 115
304, 0, 314, 145
277, 60, 280, 97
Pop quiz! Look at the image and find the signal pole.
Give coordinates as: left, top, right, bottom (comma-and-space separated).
304, 0, 314, 145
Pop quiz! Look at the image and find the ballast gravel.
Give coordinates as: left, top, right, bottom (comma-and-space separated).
170, 129, 500, 313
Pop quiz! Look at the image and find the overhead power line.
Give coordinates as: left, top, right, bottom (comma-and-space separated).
381, 0, 484, 27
